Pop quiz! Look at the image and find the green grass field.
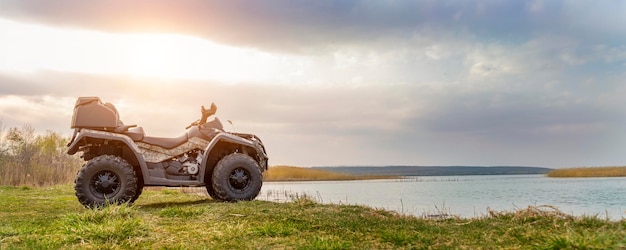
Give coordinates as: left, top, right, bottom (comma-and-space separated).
1, 185, 624, 249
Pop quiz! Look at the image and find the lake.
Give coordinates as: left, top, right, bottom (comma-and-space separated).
259, 175, 626, 220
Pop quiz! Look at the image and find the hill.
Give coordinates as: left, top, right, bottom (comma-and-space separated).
311, 166, 552, 176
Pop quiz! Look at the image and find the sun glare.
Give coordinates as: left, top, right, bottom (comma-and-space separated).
124, 34, 187, 79
0, 18, 290, 82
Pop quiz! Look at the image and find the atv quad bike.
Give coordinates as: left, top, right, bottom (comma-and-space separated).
67, 97, 268, 207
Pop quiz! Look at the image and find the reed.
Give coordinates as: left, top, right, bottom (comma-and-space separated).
0, 124, 82, 187
263, 165, 395, 181
547, 166, 626, 178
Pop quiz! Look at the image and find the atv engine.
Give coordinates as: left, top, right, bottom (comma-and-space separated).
147, 149, 203, 178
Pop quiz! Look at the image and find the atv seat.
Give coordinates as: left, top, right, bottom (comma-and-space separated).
141, 133, 188, 149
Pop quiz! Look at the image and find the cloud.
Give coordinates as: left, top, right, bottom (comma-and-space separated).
1, 1, 625, 53
0, 0, 381, 52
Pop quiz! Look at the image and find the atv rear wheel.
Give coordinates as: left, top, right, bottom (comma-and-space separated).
74, 155, 138, 208
211, 153, 262, 201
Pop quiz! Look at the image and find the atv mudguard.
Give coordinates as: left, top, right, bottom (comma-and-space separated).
67, 129, 264, 186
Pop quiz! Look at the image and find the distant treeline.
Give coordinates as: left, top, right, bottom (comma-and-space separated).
0, 124, 82, 186
312, 166, 553, 176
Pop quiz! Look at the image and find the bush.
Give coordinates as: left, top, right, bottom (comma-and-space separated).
0, 124, 81, 186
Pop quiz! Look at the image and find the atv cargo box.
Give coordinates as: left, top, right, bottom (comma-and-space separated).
71, 97, 119, 129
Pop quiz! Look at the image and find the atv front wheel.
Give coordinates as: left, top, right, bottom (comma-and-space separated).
74, 155, 138, 208
211, 153, 263, 201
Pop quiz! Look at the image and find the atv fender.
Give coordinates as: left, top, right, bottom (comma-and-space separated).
67, 129, 149, 184
200, 132, 266, 180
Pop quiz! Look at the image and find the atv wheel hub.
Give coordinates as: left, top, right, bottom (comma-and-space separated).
229, 168, 250, 189
92, 171, 120, 195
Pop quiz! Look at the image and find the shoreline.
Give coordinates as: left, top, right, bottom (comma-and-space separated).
264, 166, 626, 181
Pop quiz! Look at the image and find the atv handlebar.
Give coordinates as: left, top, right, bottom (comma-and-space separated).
185, 120, 200, 129
186, 103, 218, 129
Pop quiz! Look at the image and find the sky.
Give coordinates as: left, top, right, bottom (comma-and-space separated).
1, 0, 626, 168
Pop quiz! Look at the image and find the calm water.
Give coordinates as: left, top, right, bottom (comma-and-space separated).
259, 175, 626, 220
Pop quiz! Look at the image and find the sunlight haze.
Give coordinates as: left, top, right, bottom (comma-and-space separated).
0, 18, 294, 82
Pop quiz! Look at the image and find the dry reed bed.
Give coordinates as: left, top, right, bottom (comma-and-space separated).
0, 125, 82, 186
263, 165, 396, 181
547, 166, 626, 178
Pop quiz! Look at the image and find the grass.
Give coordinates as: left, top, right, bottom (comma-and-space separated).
547, 166, 626, 178
1, 185, 625, 249
263, 165, 395, 181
